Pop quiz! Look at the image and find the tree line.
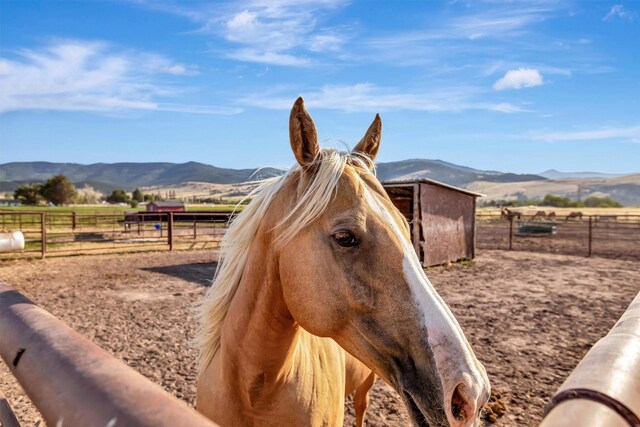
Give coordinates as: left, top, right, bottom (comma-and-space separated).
480, 194, 623, 208
13, 174, 160, 207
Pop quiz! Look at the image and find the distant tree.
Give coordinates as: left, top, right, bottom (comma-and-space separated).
76, 186, 103, 204
106, 189, 130, 204
14, 183, 43, 205
584, 196, 623, 208
132, 188, 144, 203
41, 175, 77, 206
541, 194, 584, 208
130, 200, 139, 208
143, 194, 155, 202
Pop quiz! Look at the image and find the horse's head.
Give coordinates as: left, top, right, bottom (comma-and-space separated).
275, 98, 490, 427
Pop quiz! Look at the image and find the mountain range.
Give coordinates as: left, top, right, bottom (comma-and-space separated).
0, 162, 282, 194
1, 160, 639, 205
0, 160, 544, 193
537, 169, 627, 180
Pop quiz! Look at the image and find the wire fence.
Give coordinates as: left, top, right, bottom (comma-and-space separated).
0, 211, 231, 259
477, 214, 640, 260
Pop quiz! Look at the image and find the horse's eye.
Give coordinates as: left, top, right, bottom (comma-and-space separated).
333, 231, 360, 247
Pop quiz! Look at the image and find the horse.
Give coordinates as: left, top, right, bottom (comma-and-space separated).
500, 207, 521, 220
546, 211, 556, 220
533, 210, 546, 220
195, 98, 490, 427
566, 211, 583, 221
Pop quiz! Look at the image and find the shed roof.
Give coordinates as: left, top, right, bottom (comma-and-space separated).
381, 178, 485, 198
149, 201, 185, 207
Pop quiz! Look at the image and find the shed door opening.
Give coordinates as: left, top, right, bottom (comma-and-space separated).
382, 185, 423, 262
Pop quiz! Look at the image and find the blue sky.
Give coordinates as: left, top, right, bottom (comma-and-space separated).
1, 0, 638, 174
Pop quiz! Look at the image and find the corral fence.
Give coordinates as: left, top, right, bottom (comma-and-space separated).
0, 210, 233, 259
541, 290, 640, 426
476, 214, 640, 260
3, 210, 639, 261
0, 281, 219, 426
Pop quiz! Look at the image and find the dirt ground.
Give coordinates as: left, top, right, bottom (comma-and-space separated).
1, 249, 638, 426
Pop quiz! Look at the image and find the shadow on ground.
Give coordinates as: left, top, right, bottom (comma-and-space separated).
143, 262, 218, 287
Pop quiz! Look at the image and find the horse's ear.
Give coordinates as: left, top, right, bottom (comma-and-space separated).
289, 97, 319, 167
352, 114, 382, 163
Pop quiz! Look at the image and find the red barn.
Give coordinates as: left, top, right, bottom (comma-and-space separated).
146, 201, 185, 213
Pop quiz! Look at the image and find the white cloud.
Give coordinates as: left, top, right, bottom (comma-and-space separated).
450, 7, 552, 39
367, 5, 557, 51
493, 68, 544, 90
0, 40, 235, 115
226, 49, 311, 66
161, 0, 348, 67
140, 54, 199, 75
238, 83, 525, 113
535, 126, 640, 142
490, 102, 527, 113
604, 5, 637, 21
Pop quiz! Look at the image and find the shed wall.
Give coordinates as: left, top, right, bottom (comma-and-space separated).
419, 183, 475, 266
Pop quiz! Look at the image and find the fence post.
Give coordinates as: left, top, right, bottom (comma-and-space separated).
40, 213, 46, 259
193, 218, 197, 240
509, 216, 514, 251
587, 215, 593, 256
72, 211, 77, 230
168, 212, 174, 251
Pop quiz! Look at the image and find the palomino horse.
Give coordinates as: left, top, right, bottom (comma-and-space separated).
196, 98, 490, 427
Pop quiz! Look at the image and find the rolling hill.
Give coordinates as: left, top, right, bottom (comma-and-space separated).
0, 159, 544, 192
537, 169, 627, 180
376, 159, 544, 187
1, 160, 639, 205
0, 162, 283, 193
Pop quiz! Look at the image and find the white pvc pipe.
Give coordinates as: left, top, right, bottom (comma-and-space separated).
0, 231, 25, 252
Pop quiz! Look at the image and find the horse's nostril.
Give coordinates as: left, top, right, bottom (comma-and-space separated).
451, 383, 468, 421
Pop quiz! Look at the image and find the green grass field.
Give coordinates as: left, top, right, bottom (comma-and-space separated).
0, 205, 143, 214
0, 203, 241, 213
0, 204, 244, 233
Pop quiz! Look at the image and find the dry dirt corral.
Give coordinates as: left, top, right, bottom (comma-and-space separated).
1, 249, 638, 426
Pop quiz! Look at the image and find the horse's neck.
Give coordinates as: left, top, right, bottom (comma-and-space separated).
198, 179, 347, 425
219, 234, 299, 384
213, 226, 345, 425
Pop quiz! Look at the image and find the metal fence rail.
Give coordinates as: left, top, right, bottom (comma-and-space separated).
0, 211, 230, 258
476, 214, 640, 260
3, 210, 639, 260
0, 281, 219, 427
0, 389, 20, 427
540, 291, 640, 426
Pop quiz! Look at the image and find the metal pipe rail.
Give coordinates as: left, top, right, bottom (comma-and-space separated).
0, 389, 21, 427
541, 291, 640, 427
0, 281, 219, 427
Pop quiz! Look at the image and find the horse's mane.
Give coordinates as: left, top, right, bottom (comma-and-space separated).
196, 148, 373, 373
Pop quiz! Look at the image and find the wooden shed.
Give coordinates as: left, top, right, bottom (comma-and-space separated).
382, 179, 483, 267
146, 201, 185, 213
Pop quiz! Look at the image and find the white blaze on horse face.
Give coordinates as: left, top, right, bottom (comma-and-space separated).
363, 187, 489, 422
